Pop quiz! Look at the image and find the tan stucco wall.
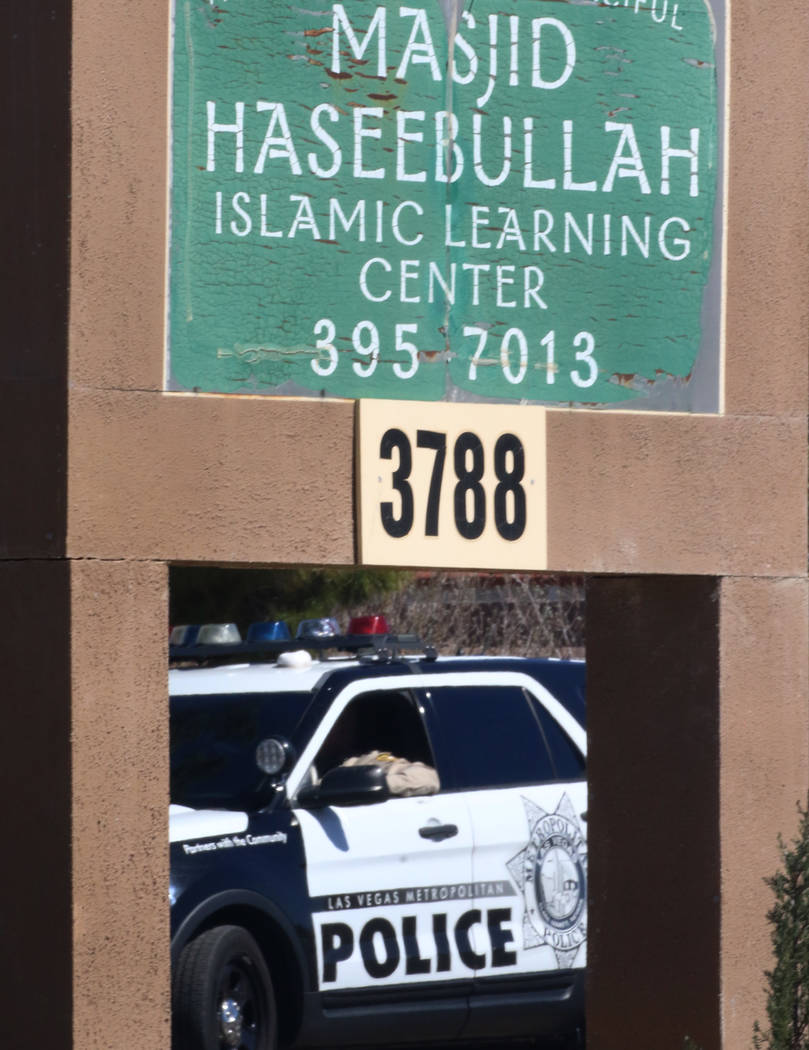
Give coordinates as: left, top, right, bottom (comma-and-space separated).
51, 0, 809, 1048
723, 3, 809, 420
67, 393, 805, 573
68, 391, 356, 565
70, 559, 169, 1050
67, 0, 808, 573
69, 0, 168, 397
720, 576, 809, 1047
546, 412, 806, 575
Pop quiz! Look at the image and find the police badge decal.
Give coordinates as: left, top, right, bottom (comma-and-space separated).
507, 794, 587, 969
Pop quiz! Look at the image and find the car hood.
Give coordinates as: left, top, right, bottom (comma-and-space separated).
169, 804, 249, 844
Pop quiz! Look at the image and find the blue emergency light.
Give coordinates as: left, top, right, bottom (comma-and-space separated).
246, 620, 292, 643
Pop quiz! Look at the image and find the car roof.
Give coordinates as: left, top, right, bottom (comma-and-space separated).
169, 657, 347, 695
169, 653, 584, 707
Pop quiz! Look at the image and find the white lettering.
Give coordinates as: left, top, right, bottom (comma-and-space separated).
288, 194, 321, 239
396, 110, 426, 183
207, 101, 244, 173
332, 4, 386, 77
435, 111, 463, 184
524, 118, 556, 190
309, 104, 342, 179
532, 18, 576, 90
660, 126, 700, 197
254, 102, 301, 175
359, 256, 392, 302
473, 114, 512, 187
230, 191, 251, 236
563, 120, 597, 192
602, 122, 651, 194
329, 198, 366, 242
496, 208, 527, 252
353, 108, 385, 180
392, 200, 424, 246
452, 11, 478, 85
658, 215, 692, 260
396, 7, 441, 81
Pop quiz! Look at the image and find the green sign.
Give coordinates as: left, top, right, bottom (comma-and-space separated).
168, 0, 720, 407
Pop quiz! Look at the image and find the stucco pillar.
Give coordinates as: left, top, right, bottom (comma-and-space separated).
719, 576, 809, 1047
0, 559, 170, 1050
71, 559, 170, 1050
586, 575, 809, 1050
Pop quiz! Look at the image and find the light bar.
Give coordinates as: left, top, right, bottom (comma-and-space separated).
296, 617, 340, 639
347, 614, 390, 635
169, 624, 200, 646
196, 623, 242, 645
247, 621, 292, 643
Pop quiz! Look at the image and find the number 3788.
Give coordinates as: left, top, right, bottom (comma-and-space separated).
379, 428, 528, 543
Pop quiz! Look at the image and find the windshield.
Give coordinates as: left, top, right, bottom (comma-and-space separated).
170, 691, 312, 810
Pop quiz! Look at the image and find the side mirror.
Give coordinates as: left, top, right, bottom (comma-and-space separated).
296, 763, 391, 808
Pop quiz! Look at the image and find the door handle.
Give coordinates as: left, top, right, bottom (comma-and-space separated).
419, 822, 458, 841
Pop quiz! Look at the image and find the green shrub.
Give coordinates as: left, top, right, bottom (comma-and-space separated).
754, 803, 809, 1050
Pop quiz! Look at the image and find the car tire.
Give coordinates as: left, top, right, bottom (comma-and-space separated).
173, 924, 278, 1050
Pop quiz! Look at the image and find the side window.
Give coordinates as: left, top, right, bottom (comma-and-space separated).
427, 686, 556, 791
529, 694, 587, 780
312, 690, 437, 786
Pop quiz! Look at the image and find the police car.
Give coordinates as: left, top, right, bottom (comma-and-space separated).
169, 618, 587, 1050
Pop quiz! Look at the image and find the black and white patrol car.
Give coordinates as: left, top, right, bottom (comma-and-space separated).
169, 629, 587, 1050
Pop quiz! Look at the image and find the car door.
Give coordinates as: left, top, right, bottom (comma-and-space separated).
287, 676, 476, 1001
423, 674, 588, 984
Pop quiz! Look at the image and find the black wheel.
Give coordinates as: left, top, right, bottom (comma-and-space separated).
173, 925, 277, 1050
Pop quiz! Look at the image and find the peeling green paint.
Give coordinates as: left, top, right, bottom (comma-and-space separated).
168, 0, 720, 407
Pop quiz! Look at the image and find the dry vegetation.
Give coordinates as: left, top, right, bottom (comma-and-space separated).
336, 572, 586, 660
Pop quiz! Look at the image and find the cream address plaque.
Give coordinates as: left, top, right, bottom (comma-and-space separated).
357, 400, 547, 569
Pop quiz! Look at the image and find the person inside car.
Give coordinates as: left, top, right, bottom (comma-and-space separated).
341, 749, 439, 796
